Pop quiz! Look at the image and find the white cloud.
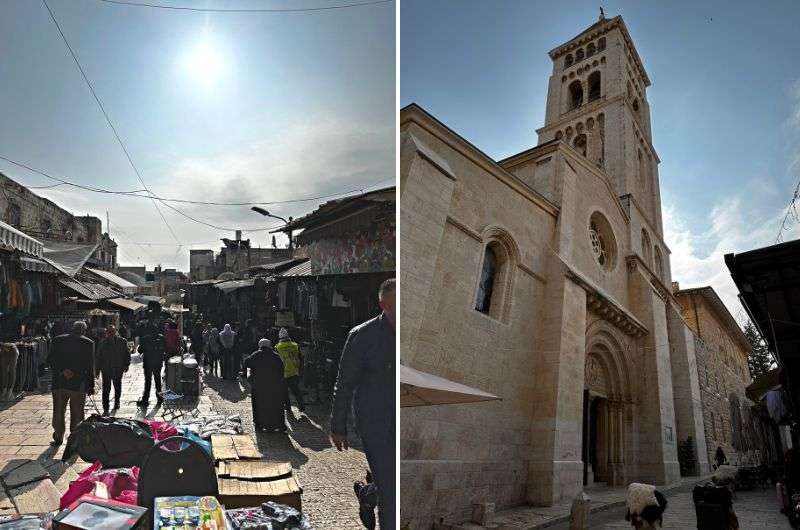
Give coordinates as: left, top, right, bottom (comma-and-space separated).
32, 115, 394, 270
664, 197, 800, 323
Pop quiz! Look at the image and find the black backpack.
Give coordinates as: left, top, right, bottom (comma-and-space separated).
63, 415, 155, 468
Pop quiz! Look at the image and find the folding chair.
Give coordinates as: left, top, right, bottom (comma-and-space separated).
158, 389, 200, 421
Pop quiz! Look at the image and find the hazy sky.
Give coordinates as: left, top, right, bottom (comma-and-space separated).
0, 0, 395, 270
401, 0, 800, 319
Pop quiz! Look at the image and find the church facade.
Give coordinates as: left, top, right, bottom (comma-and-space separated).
400, 15, 711, 529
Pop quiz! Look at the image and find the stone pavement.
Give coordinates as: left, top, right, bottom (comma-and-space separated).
545, 484, 790, 529
455, 474, 790, 529
0, 351, 371, 528
203, 372, 371, 530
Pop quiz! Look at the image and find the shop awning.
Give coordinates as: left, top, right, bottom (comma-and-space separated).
107, 297, 146, 313
87, 268, 137, 293
279, 260, 312, 277
215, 279, 255, 294
400, 364, 501, 407
19, 256, 59, 274
43, 241, 99, 277
746, 368, 782, 403
0, 221, 44, 257
59, 278, 120, 301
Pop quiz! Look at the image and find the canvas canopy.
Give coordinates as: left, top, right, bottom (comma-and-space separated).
43, 240, 99, 277
400, 364, 500, 407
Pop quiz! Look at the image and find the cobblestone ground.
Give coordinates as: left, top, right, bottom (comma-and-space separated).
203, 371, 370, 530
548, 484, 791, 529
0, 353, 215, 510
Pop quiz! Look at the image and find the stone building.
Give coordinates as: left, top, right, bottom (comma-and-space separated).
400, 14, 710, 528
674, 285, 756, 466
0, 172, 117, 270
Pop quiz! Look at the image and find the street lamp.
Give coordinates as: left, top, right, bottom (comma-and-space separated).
251, 207, 293, 250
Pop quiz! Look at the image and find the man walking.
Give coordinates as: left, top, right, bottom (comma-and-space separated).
137, 321, 165, 407
49, 321, 95, 446
330, 278, 396, 530
276, 328, 305, 415
96, 324, 131, 415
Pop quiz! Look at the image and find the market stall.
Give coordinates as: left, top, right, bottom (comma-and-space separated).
0, 413, 308, 530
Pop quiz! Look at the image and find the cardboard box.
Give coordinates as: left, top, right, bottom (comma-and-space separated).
217, 475, 302, 511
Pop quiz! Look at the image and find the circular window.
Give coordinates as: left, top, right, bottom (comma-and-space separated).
589, 212, 617, 270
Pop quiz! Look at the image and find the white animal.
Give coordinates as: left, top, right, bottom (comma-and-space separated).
625, 483, 668, 529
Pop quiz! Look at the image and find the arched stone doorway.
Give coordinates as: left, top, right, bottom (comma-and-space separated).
582, 330, 631, 487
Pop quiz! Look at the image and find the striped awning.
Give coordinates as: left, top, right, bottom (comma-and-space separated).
59, 278, 121, 301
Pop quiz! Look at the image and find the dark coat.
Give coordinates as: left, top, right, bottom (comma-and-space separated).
331, 314, 395, 436
243, 349, 287, 430
50, 333, 95, 393
138, 331, 165, 368
96, 335, 131, 377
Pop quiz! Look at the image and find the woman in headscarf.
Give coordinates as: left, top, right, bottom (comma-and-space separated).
243, 338, 287, 432
206, 327, 221, 376
219, 324, 237, 380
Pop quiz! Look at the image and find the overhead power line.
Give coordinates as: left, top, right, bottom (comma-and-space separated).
775, 175, 800, 244
93, 0, 392, 13
0, 154, 393, 207
41, 0, 182, 245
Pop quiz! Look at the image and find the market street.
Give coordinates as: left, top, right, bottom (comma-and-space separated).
0, 352, 367, 529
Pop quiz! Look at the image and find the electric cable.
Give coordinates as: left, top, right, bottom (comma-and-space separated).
41, 0, 182, 244
0, 155, 393, 206
93, 0, 392, 13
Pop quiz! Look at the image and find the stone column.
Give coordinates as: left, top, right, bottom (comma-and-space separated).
627, 258, 681, 484
399, 129, 456, 364
527, 262, 587, 505
666, 302, 710, 475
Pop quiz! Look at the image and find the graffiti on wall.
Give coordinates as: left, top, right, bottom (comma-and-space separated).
305, 222, 395, 275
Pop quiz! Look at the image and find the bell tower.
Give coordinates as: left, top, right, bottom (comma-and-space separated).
536, 14, 663, 236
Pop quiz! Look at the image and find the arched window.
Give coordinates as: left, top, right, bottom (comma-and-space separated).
568, 80, 583, 110
555, 130, 563, 140
638, 150, 647, 194
589, 212, 617, 270
598, 37, 606, 51
474, 234, 517, 321
640, 229, 652, 265
564, 54, 574, 68
654, 246, 664, 280
475, 246, 498, 313
587, 43, 596, 56
632, 98, 640, 118
588, 71, 601, 101
575, 48, 585, 61
573, 134, 587, 157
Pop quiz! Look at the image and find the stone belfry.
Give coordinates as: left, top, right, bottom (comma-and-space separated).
536, 13, 664, 236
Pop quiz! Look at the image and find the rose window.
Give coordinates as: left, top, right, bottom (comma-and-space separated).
590, 222, 607, 266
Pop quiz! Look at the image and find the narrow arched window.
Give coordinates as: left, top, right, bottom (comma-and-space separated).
475, 246, 498, 313
654, 246, 664, 280
575, 48, 585, 61
564, 54, 574, 69
598, 37, 606, 51
587, 43, 596, 56
641, 228, 652, 265
573, 134, 587, 157
588, 71, 601, 101
568, 80, 583, 110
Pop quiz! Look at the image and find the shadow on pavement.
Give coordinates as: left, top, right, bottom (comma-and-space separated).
205, 374, 249, 403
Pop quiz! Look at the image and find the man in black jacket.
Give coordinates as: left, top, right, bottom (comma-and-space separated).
331, 278, 396, 530
137, 321, 165, 407
50, 321, 95, 445
96, 324, 131, 415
